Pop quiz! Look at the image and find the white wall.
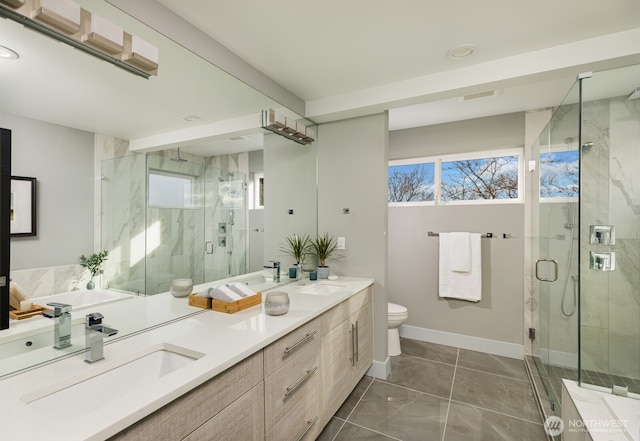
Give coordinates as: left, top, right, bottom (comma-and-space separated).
1, 112, 94, 270
263, 133, 318, 270
389, 113, 526, 347
317, 113, 389, 368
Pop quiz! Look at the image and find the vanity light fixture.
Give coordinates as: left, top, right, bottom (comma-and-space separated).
0, 2, 156, 79
0, 44, 19, 59
261, 109, 315, 145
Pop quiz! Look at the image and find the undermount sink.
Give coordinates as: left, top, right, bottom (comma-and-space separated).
298, 283, 346, 296
22, 343, 204, 418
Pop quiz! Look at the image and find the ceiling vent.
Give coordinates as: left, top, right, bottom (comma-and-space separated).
462, 90, 502, 101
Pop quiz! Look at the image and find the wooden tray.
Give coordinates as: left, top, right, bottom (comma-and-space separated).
188, 293, 211, 309
9, 304, 50, 320
212, 293, 262, 314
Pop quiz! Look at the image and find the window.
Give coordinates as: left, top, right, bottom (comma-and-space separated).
388, 162, 435, 202
389, 148, 523, 205
148, 170, 196, 209
249, 172, 264, 209
539, 150, 578, 199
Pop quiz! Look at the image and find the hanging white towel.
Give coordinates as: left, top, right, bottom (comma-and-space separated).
439, 232, 482, 302
448, 232, 471, 272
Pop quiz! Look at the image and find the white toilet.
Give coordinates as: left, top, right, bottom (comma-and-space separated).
387, 302, 408, 356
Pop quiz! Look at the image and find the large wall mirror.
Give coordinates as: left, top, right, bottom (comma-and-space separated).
0, 0, 317, 376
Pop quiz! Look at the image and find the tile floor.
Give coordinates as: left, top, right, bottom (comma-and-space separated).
317, 338, 548, 441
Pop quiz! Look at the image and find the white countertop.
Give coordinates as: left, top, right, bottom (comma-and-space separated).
0, 277, 374, 441
563, 379, 640, 441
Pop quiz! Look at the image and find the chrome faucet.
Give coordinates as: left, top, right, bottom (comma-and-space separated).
85, 312, 118, 363
264, 260, 281, 282
43, 302, 72, 349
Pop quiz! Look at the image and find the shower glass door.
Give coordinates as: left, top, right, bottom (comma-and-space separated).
531, 80, 581, 414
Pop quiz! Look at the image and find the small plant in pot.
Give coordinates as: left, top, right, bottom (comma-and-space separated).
311, 233, 342, 279
79, 250, 109, 290
280, 234, 312, 278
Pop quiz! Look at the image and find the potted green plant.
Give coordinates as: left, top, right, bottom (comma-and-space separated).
79, 250, 109, 290
311, 233, 342, 279
280, 234, 312, 278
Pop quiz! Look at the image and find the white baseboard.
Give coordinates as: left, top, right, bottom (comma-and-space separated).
538, 348, 578, 369
366, 357, 390, 380
399, 325, 525, 360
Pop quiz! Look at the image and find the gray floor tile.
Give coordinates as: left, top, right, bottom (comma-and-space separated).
400, 338, 459, 365
451, 367, 541, 423
444, 402, 547, 441
348, 380, 448, 441
458, 349, 528, 381
335, 375, 374, 419
316, 417, 346, 441
384, 354, 456, 398
333, 422, 400, 441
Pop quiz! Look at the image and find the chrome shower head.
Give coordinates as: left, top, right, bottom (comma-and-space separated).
171, 147, 188, 163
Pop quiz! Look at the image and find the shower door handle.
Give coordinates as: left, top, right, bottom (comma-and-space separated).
535, 259, 558, 282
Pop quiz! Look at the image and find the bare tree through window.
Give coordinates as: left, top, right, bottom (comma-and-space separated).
540, 151, 578, 198
441, 156, 518, 200
388, 163, 434, 202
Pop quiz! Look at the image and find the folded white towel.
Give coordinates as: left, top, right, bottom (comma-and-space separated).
211, 285, 243, 302
197, 287, 213, 298
439, 233, 482, 302
448, 232, 471, 272
227, 282, 256, 298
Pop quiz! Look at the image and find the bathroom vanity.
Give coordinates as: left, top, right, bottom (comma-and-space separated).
0, 277, 373, 441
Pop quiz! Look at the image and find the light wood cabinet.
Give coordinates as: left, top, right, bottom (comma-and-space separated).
265, 336, 322, 440
111, 285, 373, 441
184, 383, 264, 441
109, 352, 263, 441
321, 286, 373, 426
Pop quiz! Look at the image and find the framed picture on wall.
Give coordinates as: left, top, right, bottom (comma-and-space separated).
10, 176, 37, 237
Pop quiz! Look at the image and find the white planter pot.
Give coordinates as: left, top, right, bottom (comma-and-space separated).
317, 266, 330, 279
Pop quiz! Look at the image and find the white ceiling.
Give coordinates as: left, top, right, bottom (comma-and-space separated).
158, 0, 640, 130
1, 0, 639, 154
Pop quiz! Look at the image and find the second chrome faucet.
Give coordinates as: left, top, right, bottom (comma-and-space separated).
85, 312, 118, 363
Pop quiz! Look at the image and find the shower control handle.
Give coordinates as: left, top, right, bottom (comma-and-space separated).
535, 259, 558, 282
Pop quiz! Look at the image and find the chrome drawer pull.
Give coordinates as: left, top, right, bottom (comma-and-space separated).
350, 324, 356, 367
295, 416, 319, 441
284, 366, 318, 398
355, 320, 359, 363
284, 330, 318, 356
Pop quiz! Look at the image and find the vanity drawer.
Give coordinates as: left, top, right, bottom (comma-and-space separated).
109, 351, 263, 441
347, 286, 372, 316
264, 315, 322, 376
265, 389, 321, 441
264, 339, 321, 431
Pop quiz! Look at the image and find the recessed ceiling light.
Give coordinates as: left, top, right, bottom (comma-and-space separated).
0, 45, 19, 60
182, 114, 200, 122
446, 44, 477, 60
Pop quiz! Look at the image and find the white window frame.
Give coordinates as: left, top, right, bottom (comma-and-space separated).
389, 147, 524, 206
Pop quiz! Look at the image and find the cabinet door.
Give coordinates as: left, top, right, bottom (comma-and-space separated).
352, 302, 373, 384
321, 319, 351, 426
185, 383, 264, 441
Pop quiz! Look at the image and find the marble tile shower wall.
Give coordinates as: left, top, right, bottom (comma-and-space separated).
100, 143, 250, 295
580, 96, 640, 379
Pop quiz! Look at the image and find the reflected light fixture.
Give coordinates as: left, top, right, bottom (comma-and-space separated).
0, 44, 19, 59
261, 109, 314, 145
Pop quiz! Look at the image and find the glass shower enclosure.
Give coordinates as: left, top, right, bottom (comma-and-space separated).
101, 150, 248, 295
530, 63, 640, 414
